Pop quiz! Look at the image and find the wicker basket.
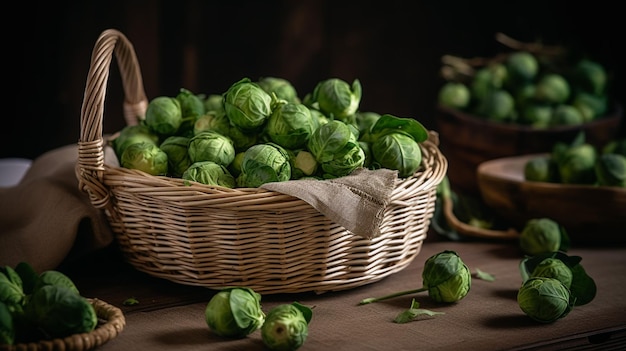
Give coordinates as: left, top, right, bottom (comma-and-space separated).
2, 298, 125, 351
76, 29, 448, 294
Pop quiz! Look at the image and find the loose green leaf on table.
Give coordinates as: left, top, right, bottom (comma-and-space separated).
393, 299, 444, 324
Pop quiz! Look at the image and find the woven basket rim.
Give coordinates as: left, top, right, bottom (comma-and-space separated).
3, 298, 125, 351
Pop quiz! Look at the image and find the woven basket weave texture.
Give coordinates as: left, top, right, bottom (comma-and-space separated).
76, 29, 448, 294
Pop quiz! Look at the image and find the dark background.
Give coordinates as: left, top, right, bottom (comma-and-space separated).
7, 0, 624, 160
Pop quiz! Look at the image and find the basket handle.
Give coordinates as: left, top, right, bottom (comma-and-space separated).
77, 29, 148, 210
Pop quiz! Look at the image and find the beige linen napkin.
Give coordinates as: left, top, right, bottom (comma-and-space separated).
0, 144, 115, 272
261, 168, 398, 239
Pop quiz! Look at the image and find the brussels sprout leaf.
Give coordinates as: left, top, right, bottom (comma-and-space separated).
369, 114, 429, 143
393, 299, 444, 324
475, 268, 495, 282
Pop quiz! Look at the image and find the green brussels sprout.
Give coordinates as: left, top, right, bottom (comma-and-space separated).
0, 267, 25, 310
307, 120, 355, 163
422, 250, 472, 303
203, 94, 225, 114
257, 76, 300, 103
519, 103, 553, 128
355, 111, 381, 143
204, 287, 265, 338
595, 153, 626, 187
182, 161, 236, 188
372, 133, 421, 177
193, 111, 230, 136
24, 285, 97, 339
438, 82, 470, 110
572, 59, 607, 96
320, 141, 365, 179
291, 150, 318, 178
359, 141, 373, 168
176, 88, 205, 119
535, 74, 570, 104
261, 302, 312, 351
572, 92, 607, 121
237, 143, 292, 188
228, 151, 245, 178
518, 218, 565, 256
506, 51, 539, 84
159, 136, 192, 177
529, 257, 573, 289
517, 277, 574, 323
602, 137, 626, 157
311, 78, 362, 123
308, 107, 330, 129
145, 96, 183, 136
475, 89, 515, 122
223, 78, 273, 132
111, 124, 159, 159
34, 270, 79, 295
524, 156, 559, 183
188, 131, 236, 167
470, 64, 507, 100
0, 301, 14, 345
557, 143, 597, 184
267, 101, 316, 149
551, 104, 584, 127
227, 125, 259, 152
121, 141, 169, 176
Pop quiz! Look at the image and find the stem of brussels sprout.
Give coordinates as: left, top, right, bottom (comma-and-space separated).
358, 288, 428, 305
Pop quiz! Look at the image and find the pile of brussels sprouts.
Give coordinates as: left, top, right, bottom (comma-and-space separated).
438, 50, 611, 128
112, 77, 429, 188
517, 218, 596, 323
0, 262, 98, 345
524, 133, 626, 187
204, 286, 312, 351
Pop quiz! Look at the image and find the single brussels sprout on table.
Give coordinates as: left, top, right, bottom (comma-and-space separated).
236, 143, 291, 188
261, 302, 312, 351
188, 131, 236, 167
145, 96, 183, 136
528, 257, 573, 288
223, 77, 273, 132
121, 141, 169, 176
182, 161, 236, 188
204, 287, 265, 338
518, 218, 569, 256
517, 277, 574, 323
359, 250, 471, 304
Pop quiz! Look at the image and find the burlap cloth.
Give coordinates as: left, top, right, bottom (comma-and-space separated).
1, 144, 397, 272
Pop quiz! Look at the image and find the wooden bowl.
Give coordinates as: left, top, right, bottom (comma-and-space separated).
477, 153, 626, 245
436, 104, 624, 196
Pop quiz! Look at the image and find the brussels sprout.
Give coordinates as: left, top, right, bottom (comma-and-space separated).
595, 153, 626, 187
320, 142, 365, 179
257, 76, 300, 103
557, 142, 597, 184
0, 301, 14, 345
223, 78, 273, 132
188, 131, 236, 167
572, 92, 607, 121
204, 287, 265, 338
524, 156, 559, 183
291, 150, 318, 178
203, 94, 225, 114
535, 74, 570, 104
194, 111, 230, 136
311, 78, 362, 123
267, 101, 316, 149
438, 82, 471, 110
359, 250, 471, 304
421, 250, 472, 303
355, 111, 381, 143
372, 133, 421, 178
519, 218, 567, 256
475, 89, 515, 122
111, 124, 160, 159
228, 152, 245, 178
602, 137, 626, 157
159, 136, 192, 177
551, 104, 584, 126
237, 143, 292, 188
470, 64, 507, 100
519, 103, 553, 128
176, 88, 205, 119
308, 107, 330, 129
529, 257, 573, 289
517, 277, 574, 323
182, 161, 236, 188
121, 141, 169, 176
24, 285, 97, 339
261, 302, 312, 351
145, 96, 183, 136
359, 141, 373, 168
572, 59, 607, 96
227, 125, 259, 152
506, 51, 538, 84
307, 120, 355, 163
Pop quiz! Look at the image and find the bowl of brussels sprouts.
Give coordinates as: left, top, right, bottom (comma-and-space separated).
436, 33, 623, 196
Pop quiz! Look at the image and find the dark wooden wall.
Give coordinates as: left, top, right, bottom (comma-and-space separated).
7, 0, 624, 159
